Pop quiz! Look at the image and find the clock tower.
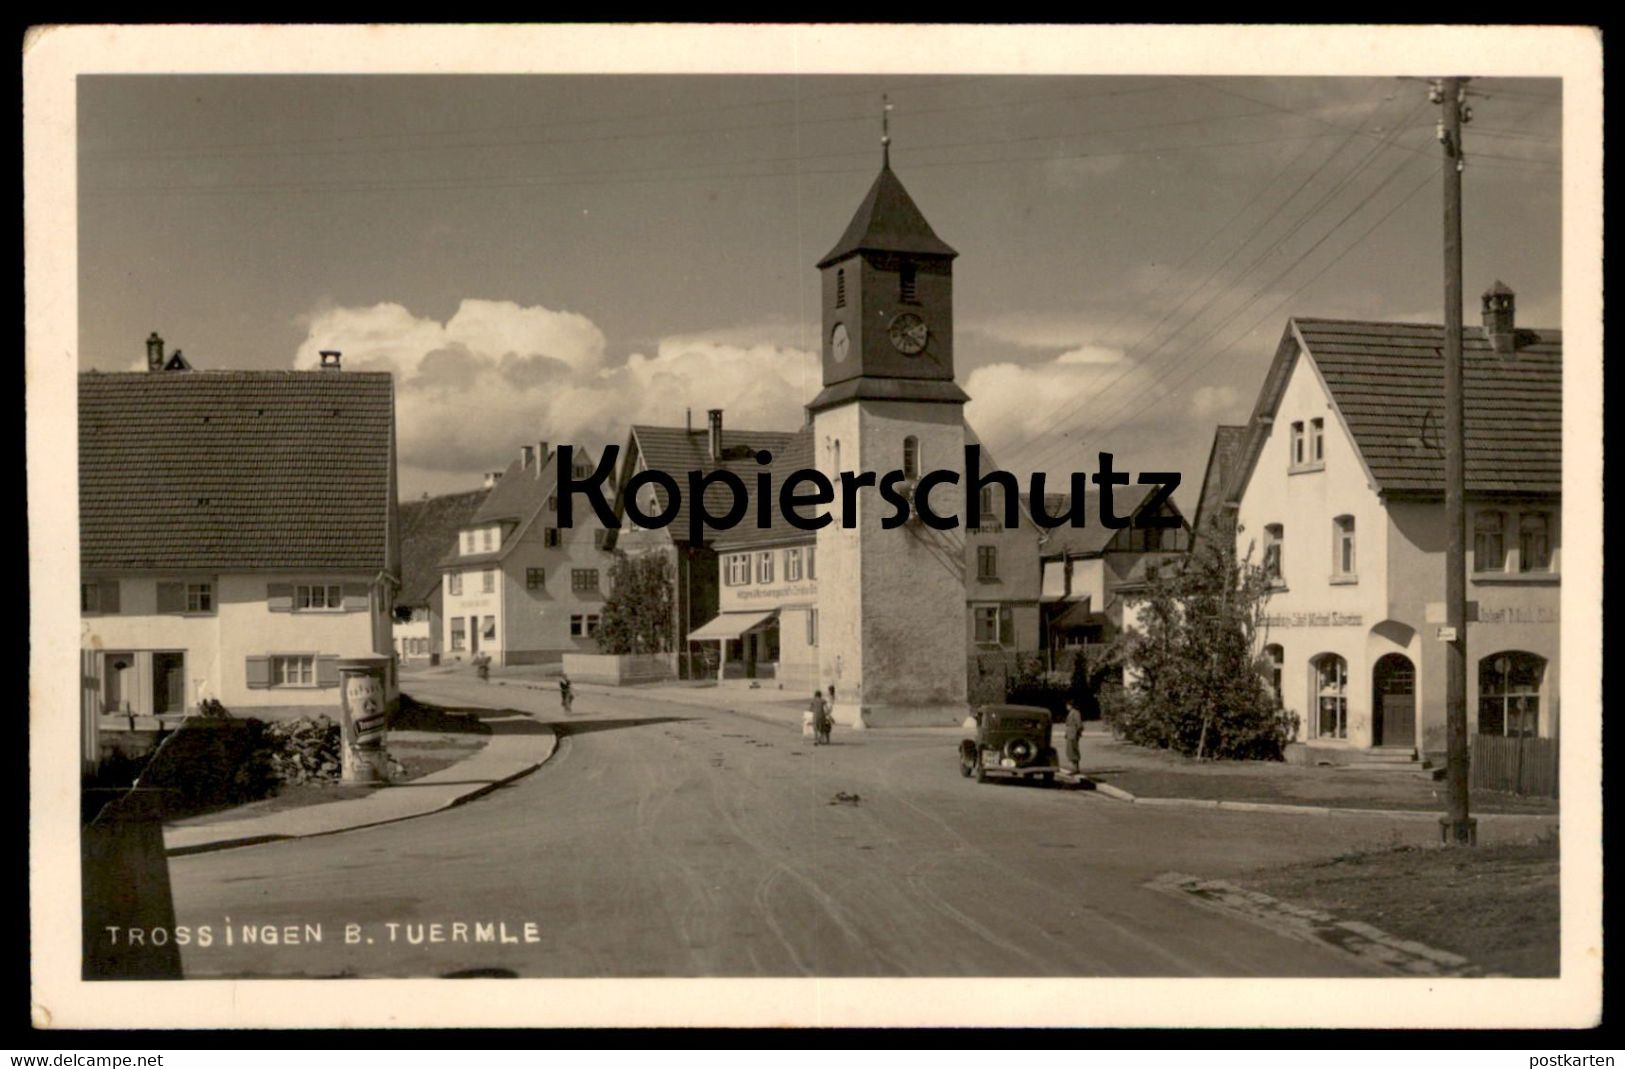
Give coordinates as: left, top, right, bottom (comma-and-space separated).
810, 144, 972, 729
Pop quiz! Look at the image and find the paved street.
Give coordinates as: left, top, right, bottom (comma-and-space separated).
165, 677, 1499, 978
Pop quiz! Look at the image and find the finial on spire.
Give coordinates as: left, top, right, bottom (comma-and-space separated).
881, 94, 893, 166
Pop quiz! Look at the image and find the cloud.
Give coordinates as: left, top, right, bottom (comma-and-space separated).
1188, 384, 1243, 420
963, 348, 1156, 469
293, 299, 817, 487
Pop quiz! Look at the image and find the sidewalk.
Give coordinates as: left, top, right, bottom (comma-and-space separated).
162, 712, 557, 856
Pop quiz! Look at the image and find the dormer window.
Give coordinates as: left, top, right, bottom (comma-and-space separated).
836, 268, 846, 309
899, 262, 918, 304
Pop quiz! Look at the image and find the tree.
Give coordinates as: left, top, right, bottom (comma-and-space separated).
597, 550, 675, 655
1114, 518, 1297, 760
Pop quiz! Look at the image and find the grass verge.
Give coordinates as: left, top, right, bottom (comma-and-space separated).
1244, 831, 1559, 976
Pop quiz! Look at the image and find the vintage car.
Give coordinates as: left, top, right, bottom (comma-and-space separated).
959, 703, 1058, 785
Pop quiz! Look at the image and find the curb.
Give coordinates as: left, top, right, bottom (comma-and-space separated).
1080, 780, 1556, 821
164, 724, 559, 858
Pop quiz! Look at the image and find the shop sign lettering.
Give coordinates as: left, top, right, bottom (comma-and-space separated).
1262, 611, 1363, 628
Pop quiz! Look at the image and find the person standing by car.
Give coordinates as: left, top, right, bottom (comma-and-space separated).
1064, 699, 1085, 773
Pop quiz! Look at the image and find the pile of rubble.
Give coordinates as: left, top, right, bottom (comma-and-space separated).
263, 716, 343, 785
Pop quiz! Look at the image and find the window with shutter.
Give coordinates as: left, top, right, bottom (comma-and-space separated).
99, 580, 120, 614
343, 583, 369, 611
316, 656, 340, 687
246, 655, 272, 689
267, 582, 294, 612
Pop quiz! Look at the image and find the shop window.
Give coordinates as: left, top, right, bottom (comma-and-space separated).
482, 616, 496, 642
1479, 652, 1544, 737
1474, 510, 1507, 572
1263, 524, 1284, 584
1264, 644, 1284, 707
1519, 513, 1551, 572
450, 618, 465, 650
1332, 515, 1356, 579
1313, 654, 1348, 739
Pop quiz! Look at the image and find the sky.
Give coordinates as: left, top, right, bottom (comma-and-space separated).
77, 73, 1563, 506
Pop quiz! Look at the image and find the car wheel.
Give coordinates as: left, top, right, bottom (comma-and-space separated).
959, 743, 977, 778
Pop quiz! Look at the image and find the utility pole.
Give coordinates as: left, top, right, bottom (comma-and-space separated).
1435, 76, 1476, 846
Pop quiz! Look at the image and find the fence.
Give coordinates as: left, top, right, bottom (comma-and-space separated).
1470, 734, 1559, 798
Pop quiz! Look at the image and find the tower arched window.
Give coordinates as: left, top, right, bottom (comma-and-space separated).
902, 436, 919, 480
836, 268, 846, 309
899, 261, 918, 304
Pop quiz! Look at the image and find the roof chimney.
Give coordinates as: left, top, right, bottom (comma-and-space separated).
1481, 281, 1517, 357
537, 441, 549, 479
708, 409, 723, 463
520, 444, 535, 470
319, 350, 342, 371
686, 407, 693, 434
483, 471, 503, 489
146, 332, 164, 373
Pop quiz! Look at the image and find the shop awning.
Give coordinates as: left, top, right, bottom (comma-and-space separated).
687, 609, 778, 642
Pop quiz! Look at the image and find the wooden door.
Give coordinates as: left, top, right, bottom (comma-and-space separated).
1374, 654, 1415, 748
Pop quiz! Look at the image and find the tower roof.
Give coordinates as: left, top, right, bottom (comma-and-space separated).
817, 160, 957, 268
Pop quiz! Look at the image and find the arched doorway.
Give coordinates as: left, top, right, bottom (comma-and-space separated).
1372, 653, 1415, 748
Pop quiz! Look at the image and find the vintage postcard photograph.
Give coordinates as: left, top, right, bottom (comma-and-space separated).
24, 24, 1603, 1031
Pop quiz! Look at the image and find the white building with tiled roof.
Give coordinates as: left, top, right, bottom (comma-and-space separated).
1221, 287, 1560, 760
78, 351, 400, 725
437, 441, 614, 667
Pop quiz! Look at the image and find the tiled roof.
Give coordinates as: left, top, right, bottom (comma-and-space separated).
1022, 484, 1162, 557
818, 160, 957, 268
711, 429, 817, 550
622, 424, 803, 545
399, 488, 488, 603
1192, 424, 1248, 537
1296, 318, 1561, 495
80, 370, 394, 573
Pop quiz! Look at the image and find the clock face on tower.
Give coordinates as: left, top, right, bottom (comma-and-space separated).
830, 322, 851, 363
888, 313, 929, 355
